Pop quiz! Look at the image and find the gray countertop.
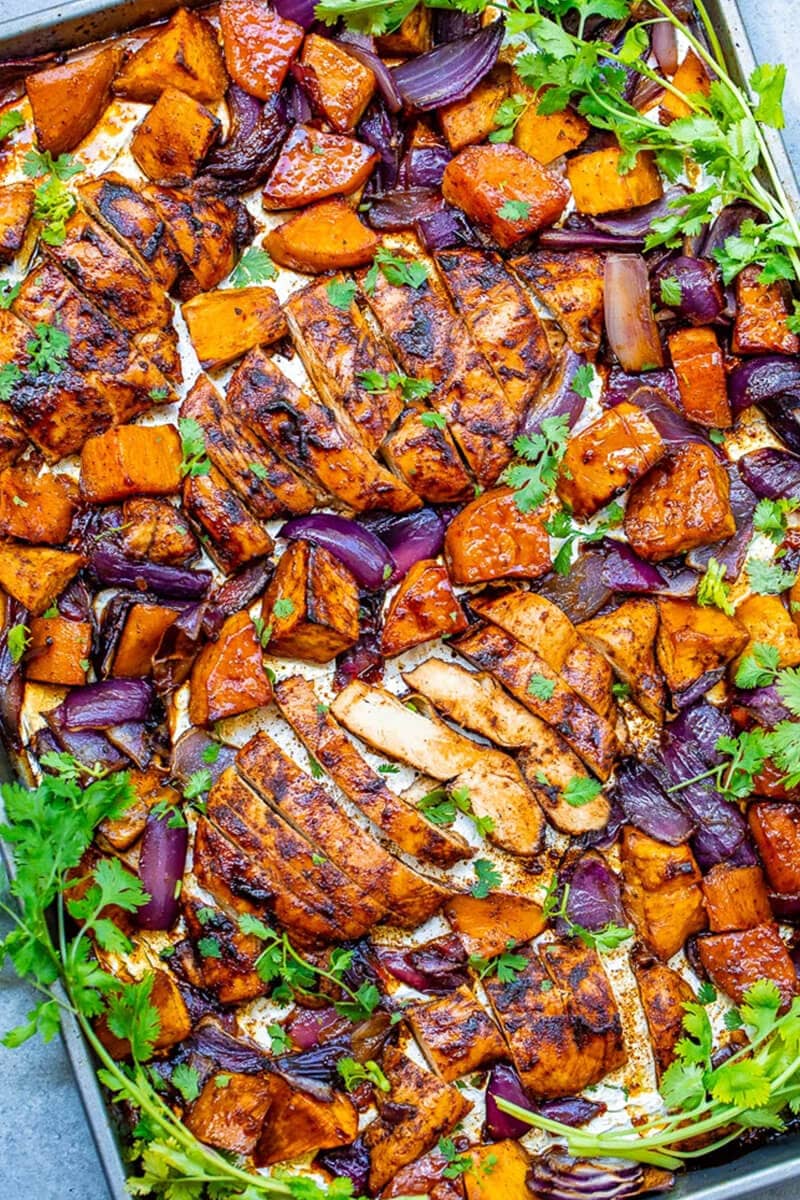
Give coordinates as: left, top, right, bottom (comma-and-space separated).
1, 1, 800, 1196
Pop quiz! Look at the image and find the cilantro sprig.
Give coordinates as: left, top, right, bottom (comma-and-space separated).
417, 784, 495, 838
503, 414, 570, 514
541, 877, 633, 953
177, 417, 211, 478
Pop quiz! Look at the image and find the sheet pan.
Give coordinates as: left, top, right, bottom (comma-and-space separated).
0, 1, 797, 1196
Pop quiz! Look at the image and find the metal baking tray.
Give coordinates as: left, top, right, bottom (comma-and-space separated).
0, 1, 797, 1197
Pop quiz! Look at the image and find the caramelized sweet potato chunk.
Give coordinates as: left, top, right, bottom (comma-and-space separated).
510, 248, 604, 358
702, 863, 773, 932
656, 598, 747, 699
0, 465, 76, 545
262, 124, 378, 209
466, 1141, 532, 1200
80, 424, 182, 501
698, 924, 797, 1008
567, 148, 662, 215
748, 802, 800, 894
439, 65, 510, 152
189, 610, 272, 725
512, 82, 589, 165
444, 488, 550, 584
182, 285, 286, 369
0, 182, 34, 264
733, 264, 799, 356
661, 49, 710, 120
445, 892, 545, 960
186, 1072, 276, 1155
381, 559, 467, 657
409, 984, 506, 1082
254, 1079, 358, 1166
114, 7, 228, 102
300, 34, 376, 132
558, 401, 664, 519
580, 599, 664, 720
734, 594, 800, 669
220, 0, 303, 100
26, 44, 123, 156
111, 604, 178, 677
668, 326, 730, 428
261, 538, 359, 663
121, 497, 198, 565
0, 543, 84, 614
625, 443, 735, 562
266, 199, 378, 273
97, 970, 191, 1057
632, 952, 695, 1080
377, 6, 432, 54
620, 826, 706, 960
131, 86, 219, 182
26, 617, 92, 686
442, 143, 569, 249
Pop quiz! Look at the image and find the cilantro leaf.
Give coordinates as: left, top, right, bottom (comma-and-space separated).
471, 857, 502, 898
6, 623, 29, 664
563, 775, 603, 807
32, 176, 77, 247
571, 363, 595, 399
490, 93, 529, 142
498, 199, 532, 221
178, 417, 211, 478
229, 244, 277, 287
0, 110, 24, 143
273, 598, 295, 619
659, 275, 683, 306
750, 63, 786, 129
337, 1056, 390, 1093
326, 277, 357, 310
777, 667, 800, 717
0, 363, 22, 401
171, 1063, 201, 1103
0, 279, 21, 310
735, 642, 780, 689
183, 769, 212, 800
504, 414, 570, 513
364, 246, 429, 293
697, 556, 735, 615
528, 673, 556, 701
753, 497, 799, 543
747, 556, 797, 595
420, 411, 447, 429
26, 324, 70, 374
23, 148, 83, 181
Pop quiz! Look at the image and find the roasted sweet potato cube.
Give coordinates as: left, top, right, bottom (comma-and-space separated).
377, 5, 432, 54
733, 264, 799, 356
186, 1072, 277, 1154
656, 598, 747, 698
557, 401, 664, 520
443, 143, 569, 249
262, 124, 378, 209
702, 863, 773, 932
183, 465, 275, 574
255, 1080, 358, 1166
748, 802, 800, 894
131, 86, 219, 182
620, 826, 706, 960
697, 924, 798, 1009
26, 44, 123, 156
661, 50, 710, 121
439, 65, 510, 152
114, 7, 228, 102
189, 610, 272, 726
80, 424, 182, 501
444, 488, 550, 584
265, 198, 378, 274
512, 83, 589, 165
445, 892, 545, 960
300, 34, 376, 132
0, 543, 84, 615
26, 617, 92, 686
408, 984, 506, 1083
579, 599, 664, 720
260, 539, 359, 663
220, 0, 303, 100
624, 443, 735, 562
0, 465, 77, 545
112, 603, 178, 677
0, 183, 34, 264
181, 285, 286, 369
734, 594, 800, 670
381, 559, 467, 657
97, 970, 191, 1057
121, 497, 198, 565
632, 953, 696, 1080
510, 248, 605, 358
466, 1141, 532, 1200
668, 326, 731, 428
567, 148, 662, 215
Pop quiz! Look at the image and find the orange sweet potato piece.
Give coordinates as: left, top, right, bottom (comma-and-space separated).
621, 826, 706, 960
0, 543, 85, 615
702, 863, 773, 932
0, 464, 77, 544
557, 401, 665, 520
114, 7, 228, 102
0, 182, 34, 264
381, 559, 467, 657
26, 617, 92, 685
220, 0, 303, 100
442, 143, 569, 249
748, 802, 800, 894
181, 285, 287, 369
265, 198, 378, 273
444, 487, 551, 584
656, 598, 747, 698
512, 82, 589, 165
112, 604, 178, 677
26, 44, 123, 156
567, 148, 662, 215
254, 1078, 358, 1166
698, 924, 798, 1009
260, 539, 359, 663
97, 970, 191, 1056
189, 610, 272, 726
377, 6, 432, 54
445, 892, 545, 960
668, 326, 731, 428
186, 1072, 277, 1155
624, 443, 735, 562
734, 594, 800, 670
466, 1141, 532, 1200
131, 86, 220, 182
262, 125, 378, 209
733, 265, 799, 356
439, 65, 510, 153
661, 50, 710, 121
300, 34, 376, 132
80, 424, 182, 502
